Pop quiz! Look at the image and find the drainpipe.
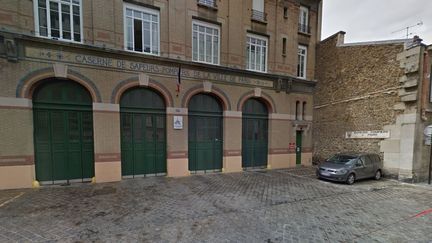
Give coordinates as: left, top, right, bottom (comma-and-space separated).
428, 48, 432, 184
429, 54, 432, 184
429, 133, 431, 184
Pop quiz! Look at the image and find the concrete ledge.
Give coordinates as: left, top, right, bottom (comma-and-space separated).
0, 165, 34, 190
269, 113, 294, 121
269, 154, 295, 169
95, 161, 121, 183
224, 111, 242, 118
167, 107, 188, 115
167, 158, 189, 177
302, 152, 313, 166
93, 103, 120, 112
0, 97, 32, 109
223, 156, 242, 173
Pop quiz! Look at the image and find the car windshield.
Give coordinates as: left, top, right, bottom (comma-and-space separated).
327, 155, 357, 164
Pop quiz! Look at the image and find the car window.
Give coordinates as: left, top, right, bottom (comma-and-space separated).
327, 155, 357, 164
356, 158, 364, 167
364, 156, 373, 167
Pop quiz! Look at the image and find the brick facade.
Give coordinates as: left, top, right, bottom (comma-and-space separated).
0, 0, 322, 189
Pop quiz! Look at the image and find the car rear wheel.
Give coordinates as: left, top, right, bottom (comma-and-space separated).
346, 173, 355, 185
374, 170, 382, 180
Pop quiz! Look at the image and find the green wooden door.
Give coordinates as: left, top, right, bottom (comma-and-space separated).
188, 94, 223, 172
33, 80, 94, 184
242, 98, 268, 168
296, 131, 302, 165
120, 88, 166, 177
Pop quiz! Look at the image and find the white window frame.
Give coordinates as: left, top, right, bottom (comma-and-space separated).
192, 20, 220, 65
246, 33, 268, 73
299, 6, 309, 33
297, 45, 307, 79
123, 3, 160, 56
33, 0, 83, 43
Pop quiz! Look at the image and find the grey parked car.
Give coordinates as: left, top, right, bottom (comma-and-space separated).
317, 153, 383, 185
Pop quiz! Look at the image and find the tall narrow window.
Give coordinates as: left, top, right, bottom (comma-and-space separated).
192, 21, 220, 65
298, 6, 309, 33
297, 45, 307, 79
283, 7, 288, 18
34, 0, 82, 42
282, 38, 287, 56
302, 102, 306, 120
246, 34, 268, 73
295, 101, 300, 120
124, 3, 160, 55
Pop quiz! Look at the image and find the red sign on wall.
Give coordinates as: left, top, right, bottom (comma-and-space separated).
289, 143, 295, 150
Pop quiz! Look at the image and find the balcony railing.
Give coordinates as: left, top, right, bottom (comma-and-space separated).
197, 0, 217, 8
298, 24, 311, 34
251, 9, 267, 22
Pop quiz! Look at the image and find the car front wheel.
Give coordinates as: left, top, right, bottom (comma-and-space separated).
346, 173, 355, 185
375, 170, 382, 180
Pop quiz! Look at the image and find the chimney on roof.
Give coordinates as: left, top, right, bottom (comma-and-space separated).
407, 35, 423, 49
413, 35, 423, 45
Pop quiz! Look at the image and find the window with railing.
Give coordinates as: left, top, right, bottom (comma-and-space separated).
298, 6, 310, 34
251, 10, 267, 22
197, 0, 216, 8
252, 0, 266, 22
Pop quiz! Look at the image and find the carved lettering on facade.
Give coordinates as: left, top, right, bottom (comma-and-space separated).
25, 47, 274, 88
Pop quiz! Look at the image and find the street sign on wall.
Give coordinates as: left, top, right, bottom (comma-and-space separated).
345, 130, 390, 139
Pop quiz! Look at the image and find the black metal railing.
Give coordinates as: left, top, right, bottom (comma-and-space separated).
251, 9, 267, 22
197, 0, 217, 8
298, 24, 311, 34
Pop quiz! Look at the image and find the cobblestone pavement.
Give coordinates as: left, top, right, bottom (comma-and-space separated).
0, 167, 431, 242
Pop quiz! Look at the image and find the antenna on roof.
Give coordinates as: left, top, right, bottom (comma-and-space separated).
391, 21, 423, 39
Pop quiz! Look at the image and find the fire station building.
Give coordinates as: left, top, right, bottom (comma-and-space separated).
0, 0, 321, 189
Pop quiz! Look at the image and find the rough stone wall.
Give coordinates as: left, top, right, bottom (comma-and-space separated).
313, 33, 405, 161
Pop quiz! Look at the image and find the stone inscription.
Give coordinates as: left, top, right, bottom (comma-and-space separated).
25, 47, 274, 88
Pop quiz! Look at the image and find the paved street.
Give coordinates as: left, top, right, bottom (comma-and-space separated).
0, 167, 431, 242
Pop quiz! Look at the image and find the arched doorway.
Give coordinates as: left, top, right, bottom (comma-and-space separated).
242, 98, 268, 169
120, 88, 166, 177
33, 79, 94, 184
188, 93, 223, 173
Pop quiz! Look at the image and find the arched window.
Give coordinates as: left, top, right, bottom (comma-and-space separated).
295, 101, 300, 120
302, 101, 306, 120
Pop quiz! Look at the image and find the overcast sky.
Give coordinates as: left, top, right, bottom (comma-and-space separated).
322, 0, 432, 45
